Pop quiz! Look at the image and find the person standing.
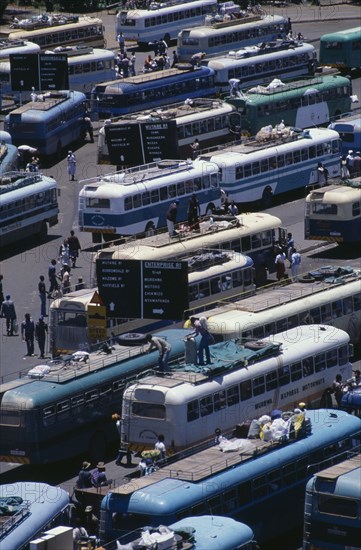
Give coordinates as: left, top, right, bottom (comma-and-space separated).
171, 50, 179, 67
72, 518, 88, 550
332, 374, 343, 407
1, 294, 17, 336
67, 151, 77, 181
290, 247, 301, 281
35, 316, 48, 358
130, 52, 136, 76
190, 138, 200, 159
187, 193, 200, 230
48, 259, 59, 298
117, 32, 125, 53
155, 434, 166, 461
352, 151, 361, 177
317, 161, 329, 186
67, 230, 81, 268
59, 240, 71, 274
286, 232, 294, 261
21, 313, 35, 356
188, 316, 213, 366
340, 155, 350, 179
83, 117, 94, 143
275, 249, 286, 281
38, 275, 47, 317
346, 149, 354, 175
166, 199, 179, 237
61, 267, 71, 295
145, 334, 171, 372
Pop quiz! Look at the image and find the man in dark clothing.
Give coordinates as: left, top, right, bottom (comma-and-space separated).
21, 313, 35, 356
48, 259, 59, 297
187, 193, 200, 230
38, 275, 47, 317
67, 230, 81, 268
166, 199, 179, 237
1, 294, 17, 336
76, 461, 93, 489
35, 316, 48, 358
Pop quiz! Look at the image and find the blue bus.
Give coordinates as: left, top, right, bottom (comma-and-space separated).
0, 171, 59, 246
0, 482, 69, 550
96, 409, 361, 544
319, 27, 361, 72
90, 66, 216, 118
328, 113, 361, 155
4, 90, 87, 157
303, 453, 361, 550
111, 515, 258, 550
0, 329, 193, 465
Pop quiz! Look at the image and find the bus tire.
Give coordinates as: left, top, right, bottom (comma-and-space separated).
88, 431, 107, 464
118, 333, 147, 346
38, 221, 48, 241
262, 186, 273, 208
145, 221, 155, 234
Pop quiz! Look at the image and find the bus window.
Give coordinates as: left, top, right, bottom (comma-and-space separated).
321, 304, 332, 322
339, 345, 349, 365
132, 402, 165, 419
291, 362, 302, 381
303, 357, 314, 377
227, 385, 239, 406
278, 366, 290, 386
214, 390, 226, 411
315, 352, 326, 372
240, 380, 252, 401
142, 191, 150, 206
343, 296, 353, 314
152, 188, 160, 202
200, 395, 213, 416
326, 348, 338, 368
187, 400, 199, 422
177, 181, 185, 196
232, 271, 242, 288
266, 370, 277, 390
253, 375, 265, 396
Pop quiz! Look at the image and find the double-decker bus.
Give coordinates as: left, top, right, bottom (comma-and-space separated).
199, 266, 361, 348
0, 482, 70, 550
0, 14, 105, 50
227, 74, 352, 136
78, 159, 221, 241
115, 0, 218, 47
89, 409, 361, 544
121, 324, 353, 453
0, 171, 58, 246
4, 90, 87, 157
97, 98, 240, 163
303, 454, 361, 550
196, 127, 341, 207
50, 250, 255, 356
177, 14, 288, 62
90, 66, 216, 118
209, 42, 317, 94
305, 177, 361, 245
319, 26, 361, 72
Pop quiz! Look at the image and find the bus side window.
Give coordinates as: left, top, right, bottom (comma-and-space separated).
278, 366, 290, 386
303, 357, 314, 377
187, 399, 199, 422
291, 362, 302, 381
354, 294, 361, 311
240, 380, 252, 401
314, 352, 326, 372
339, 344, 349, 365
227, 385, 239, 406
266, 370, 277, 391
326, 348, 337, 368
200, 395, 213, 416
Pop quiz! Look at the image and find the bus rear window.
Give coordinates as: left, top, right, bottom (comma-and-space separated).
0, 410, 20, 426
132, 402, 165, 419
319, 495, 358, 518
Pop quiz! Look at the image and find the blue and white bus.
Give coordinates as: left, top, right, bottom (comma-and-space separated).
209, 42, 317, 93
177, 14, 288, 62
96, 409, 361, 544
328, 113, 361, 155
0, 482, 70, 550
0, 38, 40, 58
197, 127, 342, 207
90, 66, 216, 118
115, 0, 219, 47
303, 454, 361, 550
4, 90, 87, 157
0, 171, 59, 246
78, 159, 221, 241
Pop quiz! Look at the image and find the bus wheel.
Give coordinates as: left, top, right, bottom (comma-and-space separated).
38, 222, 48, 241
88, 431, 107, 464
262, 186, 273, 208
145, 221, 155, 234
117, 333, 148, 346
164, 33, 171, 46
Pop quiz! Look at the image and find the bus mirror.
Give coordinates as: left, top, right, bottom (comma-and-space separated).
349, 343, 354, 359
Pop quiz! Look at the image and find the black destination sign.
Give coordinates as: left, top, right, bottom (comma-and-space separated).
96, 258, 189, 320
10, 53, 68, 91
